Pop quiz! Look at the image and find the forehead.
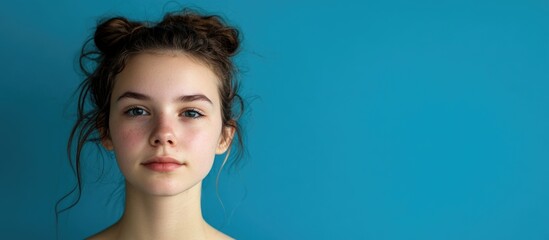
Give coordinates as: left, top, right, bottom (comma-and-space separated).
112, 52, 221, 105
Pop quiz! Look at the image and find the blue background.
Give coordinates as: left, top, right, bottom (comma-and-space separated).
1, 0, 548, 239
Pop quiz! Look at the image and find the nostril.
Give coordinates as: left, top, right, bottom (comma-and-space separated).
152, 138, 175, 145
151, 133, 176, 146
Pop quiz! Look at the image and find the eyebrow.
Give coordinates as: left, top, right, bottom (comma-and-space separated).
177, 94, 213, 104
116, 91, 213, 105
116, 91, 150, 101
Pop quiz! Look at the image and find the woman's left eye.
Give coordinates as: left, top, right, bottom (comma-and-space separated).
182, 109, 204, 119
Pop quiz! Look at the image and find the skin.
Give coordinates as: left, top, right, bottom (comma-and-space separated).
88, 51, 234, 240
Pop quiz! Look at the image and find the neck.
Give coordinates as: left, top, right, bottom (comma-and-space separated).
114, 181, 210, 240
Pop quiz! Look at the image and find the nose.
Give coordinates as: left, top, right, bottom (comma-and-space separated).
149, 116, 177, 147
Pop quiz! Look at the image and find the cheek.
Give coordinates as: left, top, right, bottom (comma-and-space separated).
182, 125, 221, 157
110, 122, 148, 160
181, 124, 222, 174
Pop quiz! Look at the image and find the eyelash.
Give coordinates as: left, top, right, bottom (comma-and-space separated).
123, 106, 204, 119
124, 106, 149, 117
181, 108, 204, 119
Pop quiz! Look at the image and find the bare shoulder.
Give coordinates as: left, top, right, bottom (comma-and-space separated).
218, 234, 234, 240
86, 222, 233, 240
206, 225, 235, 240
214, 231, 234, 240
86, 224, 118, 240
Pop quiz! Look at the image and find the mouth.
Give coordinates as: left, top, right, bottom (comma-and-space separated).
141, 156, 185, 172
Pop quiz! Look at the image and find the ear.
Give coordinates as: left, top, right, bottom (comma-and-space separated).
102, 137, 114, 151
216, 125, 235, 154
99, 128, 114, 151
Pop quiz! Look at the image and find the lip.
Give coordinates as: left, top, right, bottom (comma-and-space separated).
141, 156, 185, 172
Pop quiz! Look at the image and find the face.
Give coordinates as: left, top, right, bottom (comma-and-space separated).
103, 52, 233, 196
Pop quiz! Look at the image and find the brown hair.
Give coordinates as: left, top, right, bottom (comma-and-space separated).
56, 9, 244, 219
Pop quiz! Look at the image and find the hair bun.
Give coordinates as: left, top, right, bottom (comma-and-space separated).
215, 27, 239, 56
200, 16, 240, 56
94, 17, 144, 55
161, 13, 240, 56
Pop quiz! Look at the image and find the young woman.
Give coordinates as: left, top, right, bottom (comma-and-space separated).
60, 9, 245, 240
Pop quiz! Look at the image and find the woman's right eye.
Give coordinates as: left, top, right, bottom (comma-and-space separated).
124, 107, 149, 117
